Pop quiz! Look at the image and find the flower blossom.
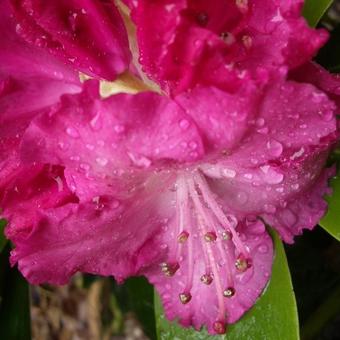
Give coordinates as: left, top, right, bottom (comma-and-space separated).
0, 0, 339, 335
124, 0, 328, 94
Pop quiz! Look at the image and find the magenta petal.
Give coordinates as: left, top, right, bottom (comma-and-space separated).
20, 82, 204, 200
2, 165, 76, 243
128, 0, 327, 94
21, 81, 204, 168
176, 84, 257, 151
291, 62, 340, 115
146, 215, 272, 334
9, 173, 176, 285
11, 0, 131, 80
262, 167, 335, 243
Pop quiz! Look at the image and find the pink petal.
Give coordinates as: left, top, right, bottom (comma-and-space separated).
0, 0, 81, 165
20, 81, 204, 200
198, 80, 337, 241
11, 0, 131, 80
262, 167, 335, 243
176, 84, 257, 151
147, 218, 273, 334
8, 172, 176, 285
291, 62, 340, 115
2, 165, 76, 244
128, 0, 327, 94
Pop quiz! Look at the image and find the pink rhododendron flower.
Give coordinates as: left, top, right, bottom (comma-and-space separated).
124, 0, 328, 94
11, 0, 131, 80
1, 0, 339, 336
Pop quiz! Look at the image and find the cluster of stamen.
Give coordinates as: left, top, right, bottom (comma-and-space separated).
160, 171, 253, 334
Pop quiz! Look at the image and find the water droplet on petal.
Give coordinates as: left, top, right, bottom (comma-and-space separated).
258, 244, 269, 254
114, 124, 125, 134
266, 139, 283, 157
90, 112, 102, 131
281, 209, 297, 226
66, 127, 80, 138
179, 119, 190, 130
222, 168, 236, 178
96, 157, 108, 167
264, 204, 276, 213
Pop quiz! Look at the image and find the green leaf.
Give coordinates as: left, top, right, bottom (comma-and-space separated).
123, 277, 157, 339
0, 219, 8, 253
320, 175, 340, 241
155, 231, 299, 340
0, 245, 31, 340
303, 0, 333, 27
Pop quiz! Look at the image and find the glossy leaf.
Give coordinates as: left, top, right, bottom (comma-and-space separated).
0, 245, 31, 340
303, 0, 334, 27
0, 219, 7, 252
155, 231, 299, 340
123, 277, 157, 339
320, 175, 340, 241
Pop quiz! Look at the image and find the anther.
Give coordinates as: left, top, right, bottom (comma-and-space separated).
161, 262, 180, 277
221, 230, 232, 240
200, 274, 213, 285
213, 321, 227, 334
177, 231, 189, 243
235, 256, 252, 272
204, 231, 217, 242
179, 292, 192, 304
223, 287, 236, 298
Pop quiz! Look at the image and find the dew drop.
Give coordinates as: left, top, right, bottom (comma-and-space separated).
266, 139, 283, 157
114, 124, 125, 134
89, 112, 102, 131
96, 157, 108, 167
179, 119, 190, 130
258, 244, 269, 254
66, 127, 80, 138
222, 168, 236, 178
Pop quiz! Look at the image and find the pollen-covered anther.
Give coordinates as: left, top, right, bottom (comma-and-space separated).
221, 230, 232, 240
160, 262, 180, 277
223, 287, 236, 298
235, 256, 252, 272
177, 231, 189, 243
213, 320, 227, 334
179, 292, 192, 304
200, 273, 213, 285
204, 231, 217, 242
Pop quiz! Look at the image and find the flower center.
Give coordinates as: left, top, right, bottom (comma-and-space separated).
160, 170, 253, 333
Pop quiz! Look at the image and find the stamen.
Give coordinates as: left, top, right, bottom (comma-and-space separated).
179, 292, 192, 304
177, 231, 189, 243
201, 274, 213, 285
176, 177, 195, 295
194, 172, 249, 256
235, 255, 252, 272
192, 175, 235, 288
221, 230, 232, 240
161, 262, 180, 277
204, 231, 217, 242
213, 321, 227, 334
188, 178, 226, 322
223, 287, 236, 298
